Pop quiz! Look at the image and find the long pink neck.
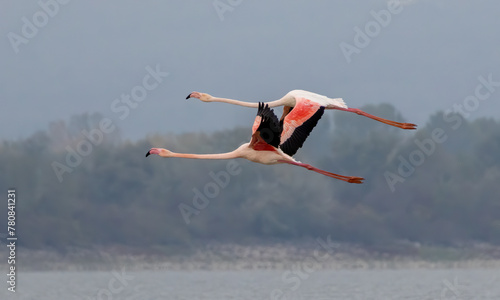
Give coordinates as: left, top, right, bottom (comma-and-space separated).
209, 96, 289, 108
167, 150, 240, 160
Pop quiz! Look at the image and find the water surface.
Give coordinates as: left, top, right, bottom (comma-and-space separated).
3, 269, 498, 299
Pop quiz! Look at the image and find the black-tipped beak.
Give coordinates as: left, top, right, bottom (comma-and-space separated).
145, 150, 151, 157
186, 93, 192, 100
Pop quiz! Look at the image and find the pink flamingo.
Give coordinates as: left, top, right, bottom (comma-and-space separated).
186, 89, 417, 130
146, 101, 364, 183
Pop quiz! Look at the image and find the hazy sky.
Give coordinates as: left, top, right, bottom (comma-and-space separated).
1, 0, 499, 141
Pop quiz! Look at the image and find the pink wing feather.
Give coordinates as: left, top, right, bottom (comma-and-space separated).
279, 97, 325, 156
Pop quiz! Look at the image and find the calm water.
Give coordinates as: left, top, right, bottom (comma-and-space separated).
2, 269, 499, 299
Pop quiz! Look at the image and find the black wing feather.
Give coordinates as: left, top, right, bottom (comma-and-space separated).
256, 102, 282, 148
279, 106, 325, 156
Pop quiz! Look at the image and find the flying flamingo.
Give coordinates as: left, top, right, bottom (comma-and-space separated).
186, 90, 417, 130
146, 101, 364, 183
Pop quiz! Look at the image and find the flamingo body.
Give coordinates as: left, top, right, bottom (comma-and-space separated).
285, 90, 347, 109
186, 89, 417, 130
147, 102, 364, 183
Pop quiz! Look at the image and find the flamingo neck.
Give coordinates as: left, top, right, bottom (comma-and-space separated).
167, 149, 241, 160
209, 97, 258, 108
209, 96, 290, 108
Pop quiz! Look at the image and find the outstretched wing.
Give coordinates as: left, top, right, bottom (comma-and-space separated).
279, 97, 325, 156
251, 102, 282, 148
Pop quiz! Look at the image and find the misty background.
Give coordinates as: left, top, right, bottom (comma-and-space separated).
1, 1, 500, 253
1, 0, 499, 140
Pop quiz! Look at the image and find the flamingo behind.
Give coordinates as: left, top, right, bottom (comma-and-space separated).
186, 89, 417, 130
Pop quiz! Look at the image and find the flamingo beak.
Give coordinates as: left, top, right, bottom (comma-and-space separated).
145, 148, 161, 157
186, 93, 192, 100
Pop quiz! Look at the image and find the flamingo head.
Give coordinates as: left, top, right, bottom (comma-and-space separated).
145, 148, 172, 157
185, 91, 213, 102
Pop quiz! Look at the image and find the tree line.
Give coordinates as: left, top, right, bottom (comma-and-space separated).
1, 104, 499, 249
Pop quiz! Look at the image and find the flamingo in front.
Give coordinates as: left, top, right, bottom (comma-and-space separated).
146, 101, 364, 183
186, 89, 417, 130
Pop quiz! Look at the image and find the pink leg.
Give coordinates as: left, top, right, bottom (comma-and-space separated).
333, 107, 417, 130
279, 160, 364, 184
